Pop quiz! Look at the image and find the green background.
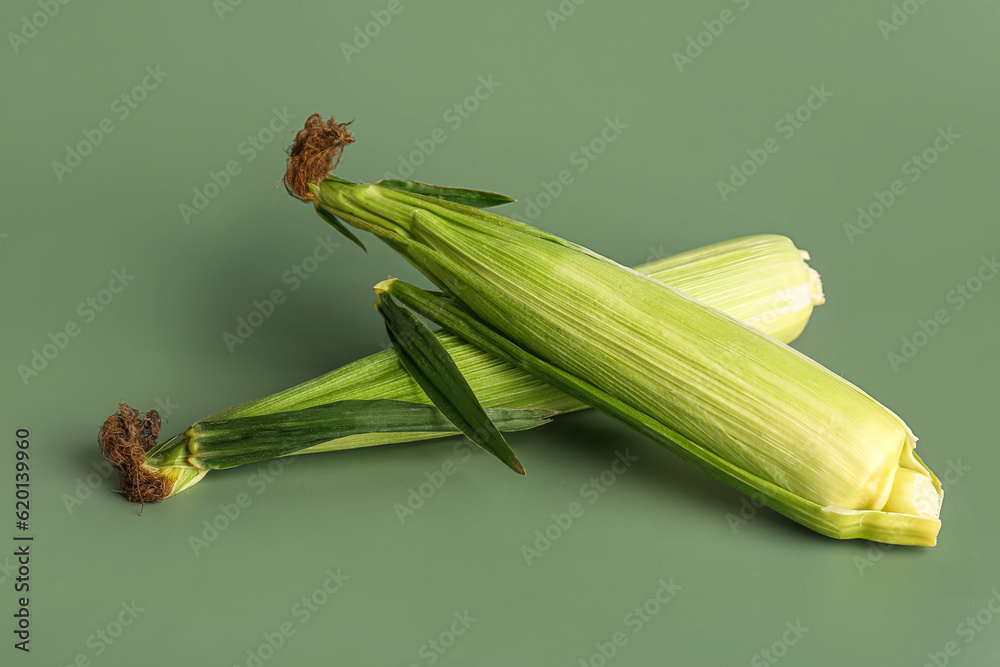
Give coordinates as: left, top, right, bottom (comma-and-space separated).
2, 1, 998, 665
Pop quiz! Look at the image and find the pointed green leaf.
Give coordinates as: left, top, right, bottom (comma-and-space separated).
374, 282, 525, 474
315, 205, 367, 252
376, 179, 515, 209
185, 399, 554, 470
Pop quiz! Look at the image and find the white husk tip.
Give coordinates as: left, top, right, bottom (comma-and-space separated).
807, 267, 825, 305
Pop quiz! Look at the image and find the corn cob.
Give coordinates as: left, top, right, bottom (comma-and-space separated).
104, 234, 822, 503
286, 115, 942, 545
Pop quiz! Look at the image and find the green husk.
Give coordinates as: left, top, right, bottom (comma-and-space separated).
117, 233, 823, 502
303, 172, 941, 546
163, 400, 551, 470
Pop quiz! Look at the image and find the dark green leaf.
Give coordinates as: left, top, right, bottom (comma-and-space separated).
315, 206, 367, 252
375, 285, 525, 474
376, 179, 515, 209
186, 399, 553, 470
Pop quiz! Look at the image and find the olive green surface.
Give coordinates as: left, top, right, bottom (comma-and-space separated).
2, 1, 998, 665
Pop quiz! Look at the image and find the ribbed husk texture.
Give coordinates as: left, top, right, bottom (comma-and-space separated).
147, 234, 826, 498
313, 180, 941, 545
